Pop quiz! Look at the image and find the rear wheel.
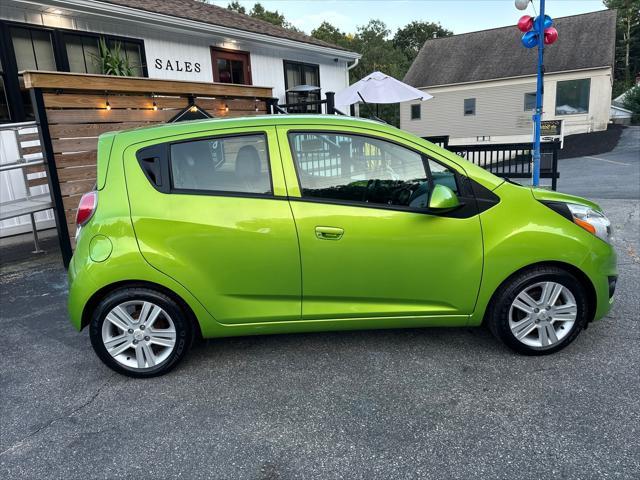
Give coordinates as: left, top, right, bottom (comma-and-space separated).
487, 266, 589, 355
89, 288, 192, 377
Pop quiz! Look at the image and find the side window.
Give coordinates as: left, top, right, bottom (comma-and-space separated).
290, 132, 445, 209
169, 134, 271, 195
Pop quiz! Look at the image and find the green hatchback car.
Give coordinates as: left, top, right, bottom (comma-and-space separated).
68, 115, 617, 377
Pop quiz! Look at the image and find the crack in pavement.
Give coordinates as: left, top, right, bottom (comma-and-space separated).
0, 373, 117, 457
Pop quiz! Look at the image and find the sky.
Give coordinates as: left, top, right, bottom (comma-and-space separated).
211, 0, 607, 36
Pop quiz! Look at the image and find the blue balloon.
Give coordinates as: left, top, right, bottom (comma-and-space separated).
521, 31, 539, 48
534, 15, 554, 29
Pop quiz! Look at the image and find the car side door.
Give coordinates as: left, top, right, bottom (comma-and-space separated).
277, 126, 484, 323
124, 126, 301, 325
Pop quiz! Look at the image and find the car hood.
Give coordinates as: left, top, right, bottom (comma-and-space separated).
531, 188, 602, 212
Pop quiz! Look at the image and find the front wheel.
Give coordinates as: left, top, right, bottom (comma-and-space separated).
487, 266, 590, 355
89, 288, 193, 377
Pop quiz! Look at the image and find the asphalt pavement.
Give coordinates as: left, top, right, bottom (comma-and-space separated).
0, 128, 638, 479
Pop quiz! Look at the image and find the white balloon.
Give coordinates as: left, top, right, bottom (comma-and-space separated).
515, 0, 530, 10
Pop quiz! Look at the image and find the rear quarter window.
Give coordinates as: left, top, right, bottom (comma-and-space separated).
170, 134, 271, 195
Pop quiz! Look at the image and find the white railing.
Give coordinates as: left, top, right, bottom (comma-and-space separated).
0, 121, 55, 246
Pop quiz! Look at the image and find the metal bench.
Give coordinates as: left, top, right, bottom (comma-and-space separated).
0, 122, 53, 252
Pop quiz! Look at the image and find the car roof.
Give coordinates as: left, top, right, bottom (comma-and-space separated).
111, 114, 396, 141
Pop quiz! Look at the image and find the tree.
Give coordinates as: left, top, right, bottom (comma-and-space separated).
604, 0, 640, 93
393, 20, 452, 61
348, 20, 412, 126
622, 85, 640, 122
311, 22, 353, 50
226, 2, 300, 31
226, 1, 246, 14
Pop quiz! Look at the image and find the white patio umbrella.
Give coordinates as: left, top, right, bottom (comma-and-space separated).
334, 71, 433, 106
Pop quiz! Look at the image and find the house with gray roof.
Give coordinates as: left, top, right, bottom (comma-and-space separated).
400, 10, 617, 145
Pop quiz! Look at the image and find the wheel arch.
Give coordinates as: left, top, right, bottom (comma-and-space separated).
80, 280, 203, 338
481, 260, 597, 325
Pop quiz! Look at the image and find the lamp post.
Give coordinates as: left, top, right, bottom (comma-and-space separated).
532, 0, 545, 187
516, 0, 558, 187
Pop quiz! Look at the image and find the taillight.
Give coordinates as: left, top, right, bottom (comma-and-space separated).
76, 190, 97, 226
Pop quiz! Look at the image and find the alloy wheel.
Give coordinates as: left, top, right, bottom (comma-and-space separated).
508, 281, 578, 348
101, 300, 177, 369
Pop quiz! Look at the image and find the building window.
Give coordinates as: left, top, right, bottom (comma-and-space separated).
555, 79, 590, 115
211, 48, 251, 85
65, 34, 145, 77
10, 27, 57, 71
464, 98, 476, 116
524, 92, 536, 111
65, 33, 101, 74
411, 104, 421, 120
284, 60, 320, 113
170, 134, 271, 195
1, 21, 146, 123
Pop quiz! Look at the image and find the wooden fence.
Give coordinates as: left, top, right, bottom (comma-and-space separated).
23, 71, 273, 266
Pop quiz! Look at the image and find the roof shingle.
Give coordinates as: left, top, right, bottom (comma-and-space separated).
404, 10, 617, 87
100, 0, 352, 52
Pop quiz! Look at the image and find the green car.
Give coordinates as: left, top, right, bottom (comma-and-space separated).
68, 115, 617, 377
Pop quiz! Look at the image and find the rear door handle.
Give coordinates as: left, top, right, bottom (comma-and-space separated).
315, 226, 344, 240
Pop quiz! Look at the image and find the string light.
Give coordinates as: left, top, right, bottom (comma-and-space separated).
105, 91, 111, 111
152, 93, 158, 111
190, 105, 198, 113
255, 98, 259, 112
224, 103, 229, 113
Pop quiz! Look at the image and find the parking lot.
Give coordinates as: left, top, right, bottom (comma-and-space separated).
1, 128, 638, 479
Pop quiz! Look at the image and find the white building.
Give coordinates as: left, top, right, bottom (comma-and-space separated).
400, 10, 617, 145
0, 0, 360, 235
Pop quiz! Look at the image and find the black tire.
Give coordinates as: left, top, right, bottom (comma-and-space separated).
89, 287, 193, 378
486, 266, 589, 355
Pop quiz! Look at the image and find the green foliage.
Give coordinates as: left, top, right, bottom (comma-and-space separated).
91, 38, 135, 76
603, 0, 640, 92
311, 22, 353, 49
393, 20, 452, 61
622, 85, 640, 122
227, 2, 300, 31
226, 1, 245, 14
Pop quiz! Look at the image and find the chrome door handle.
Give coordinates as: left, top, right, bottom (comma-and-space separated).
315, 226, 344, 240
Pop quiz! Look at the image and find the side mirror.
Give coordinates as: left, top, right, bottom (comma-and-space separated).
428, 184, 460, 211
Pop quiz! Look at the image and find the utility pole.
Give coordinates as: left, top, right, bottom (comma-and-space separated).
531, 0, 545, 187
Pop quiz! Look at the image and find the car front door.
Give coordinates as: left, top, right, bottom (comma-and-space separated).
125, 127, 300, 324
277, 127, 483, 323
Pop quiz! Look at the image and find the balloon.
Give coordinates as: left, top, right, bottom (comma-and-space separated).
517, 15, 534, 32
521, 31, 538, 48
515, 0, 530, 10
534, 15, 554, 29
544, 27, 559, 45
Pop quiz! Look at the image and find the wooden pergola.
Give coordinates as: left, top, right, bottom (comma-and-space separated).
23, 71, 273, 266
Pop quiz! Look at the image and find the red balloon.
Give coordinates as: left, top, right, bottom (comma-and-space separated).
517, 15, 534, 32
544, 27, 558, 45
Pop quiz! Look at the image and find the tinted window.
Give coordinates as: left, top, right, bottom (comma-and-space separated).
556, 79, 590, 115
170, 134, 271, 195
411, 104, 421, 120
290, 132, 454, 209
524, 92, 536, 111
464, 98, 476, 116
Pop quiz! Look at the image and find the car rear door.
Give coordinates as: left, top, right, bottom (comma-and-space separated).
277, 126, 484, 323
124, 126, 301, 324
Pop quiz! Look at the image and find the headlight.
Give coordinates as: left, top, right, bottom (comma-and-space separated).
566, 203, 612, 244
